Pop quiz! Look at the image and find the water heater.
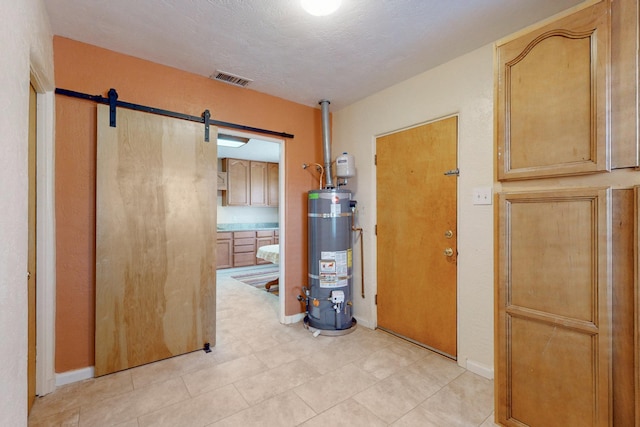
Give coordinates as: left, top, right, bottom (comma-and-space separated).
306, 188, 355, 332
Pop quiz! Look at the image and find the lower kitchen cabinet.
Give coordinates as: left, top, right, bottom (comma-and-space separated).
217, 229, 279, 269
216, 232, 232, 269
256, 230, 275, 265
233, 231, 256, 267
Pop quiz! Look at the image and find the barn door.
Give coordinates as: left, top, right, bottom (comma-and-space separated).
95, 105, 217, 376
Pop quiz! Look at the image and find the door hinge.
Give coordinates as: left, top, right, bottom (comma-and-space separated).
375, 224, 377, 235
374, 154, 377, 166
444, 168, 459, 176
375, 294, 378, 305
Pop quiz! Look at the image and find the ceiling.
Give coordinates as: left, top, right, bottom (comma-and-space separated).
44, 0, 585, 112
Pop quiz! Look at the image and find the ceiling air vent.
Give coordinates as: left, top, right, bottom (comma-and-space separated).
211, 70, 253, 88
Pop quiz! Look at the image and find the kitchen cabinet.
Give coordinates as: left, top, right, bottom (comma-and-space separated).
256, 230, 275, 265
233, 230, 256, 267
216, 229, 279, 269
495, 1, 639, 425
250, 161, 268, 206
267, 162, 279, 207
222, 158, 250, 206
216, 232, 232, 269
221, 158, 279, 207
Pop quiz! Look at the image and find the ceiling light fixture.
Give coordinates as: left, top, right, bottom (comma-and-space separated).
301, 0, 341, 16
217, 135, 249, 148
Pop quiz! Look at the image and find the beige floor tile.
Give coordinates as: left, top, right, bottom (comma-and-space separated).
301, 337, 376, 375
391, 405, 444, 427
417, 371, 494, 427
210, 390, 316, 427
253, 335, 317, 369
138, 384, 248, 427
479, 412, 501, 426
404, 352, 465, 387
182, 354, 267, 396
358, 340, 430, 380
293, 362, 379, 413
28, 407, 80, 427
30, 268, 497, 427
78, 377, 189, 427
130, 350, 217, 389
300, 399, 387, 427
234, 359, 321, 405
352, 367, 443, 424
208, 335, 255, 364
29, 370, 133, 423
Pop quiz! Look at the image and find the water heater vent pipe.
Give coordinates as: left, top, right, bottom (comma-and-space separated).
319, 100, 334, 188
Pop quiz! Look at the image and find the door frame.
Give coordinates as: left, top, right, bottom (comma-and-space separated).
373, 114, 460, 347
215, 129, 287, 324
30, 71, 56, 396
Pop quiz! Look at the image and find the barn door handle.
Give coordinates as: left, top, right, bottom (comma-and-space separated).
444, 248, 454, 257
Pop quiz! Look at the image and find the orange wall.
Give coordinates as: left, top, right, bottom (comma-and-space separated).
54, 36, 323, 372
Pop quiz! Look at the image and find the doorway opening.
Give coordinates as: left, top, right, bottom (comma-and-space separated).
215, 131, 286, 323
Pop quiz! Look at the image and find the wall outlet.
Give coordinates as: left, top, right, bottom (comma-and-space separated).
472, 187, 492, 205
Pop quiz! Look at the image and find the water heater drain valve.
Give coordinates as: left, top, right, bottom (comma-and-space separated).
330, 290, 345, 313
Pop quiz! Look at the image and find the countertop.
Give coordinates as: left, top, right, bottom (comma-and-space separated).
216, 223, 279, 232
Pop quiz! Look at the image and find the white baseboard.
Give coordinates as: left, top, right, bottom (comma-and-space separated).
55, 366, 94, 387
466, 359, 494, 380
283, 312, 305, 325
353, 316, 375, 330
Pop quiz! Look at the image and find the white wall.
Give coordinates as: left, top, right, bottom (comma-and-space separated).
333, 44, 495, 377
0, 0, 54, 424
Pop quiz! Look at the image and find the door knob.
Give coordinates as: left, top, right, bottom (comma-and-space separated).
444, 248, 454, 257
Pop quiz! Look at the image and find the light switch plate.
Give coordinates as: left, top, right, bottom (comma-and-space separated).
473, 187, 492, 205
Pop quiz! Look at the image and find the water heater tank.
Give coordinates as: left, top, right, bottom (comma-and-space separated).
335, 152, 355, 178
307, 189, 355, 331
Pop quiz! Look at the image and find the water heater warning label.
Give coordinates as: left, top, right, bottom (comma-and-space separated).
319, 251, 349, 288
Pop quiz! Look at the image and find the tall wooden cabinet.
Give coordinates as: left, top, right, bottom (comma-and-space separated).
494, 1, 639, 425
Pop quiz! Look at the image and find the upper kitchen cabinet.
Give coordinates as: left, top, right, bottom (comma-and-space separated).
222, 158, 250, 206
267, 162, 279, 207
495, 1, 611, 180
250, 161, 268, 206
221, 158, 279, 207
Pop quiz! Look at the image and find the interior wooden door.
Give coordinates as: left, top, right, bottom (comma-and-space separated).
95, 105, 217, 376
376, 116, 457, 358
496, 188, 611, 426
27, 82, 37, 412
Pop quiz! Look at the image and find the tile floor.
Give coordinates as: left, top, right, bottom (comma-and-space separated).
29, 267, 499, 427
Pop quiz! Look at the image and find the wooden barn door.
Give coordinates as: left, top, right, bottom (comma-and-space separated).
95, 105, 217, 376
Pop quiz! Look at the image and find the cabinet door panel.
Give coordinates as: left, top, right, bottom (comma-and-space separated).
216, 239, 232, 269
268, 162, 279, 207
223, 158, 250, 206
496, 2, 610, 180
250, 161, 268, 206
497, 187, 611, 426
611, 0, 639, 168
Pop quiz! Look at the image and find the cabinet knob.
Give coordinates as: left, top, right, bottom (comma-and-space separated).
444, 248, 454, 257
